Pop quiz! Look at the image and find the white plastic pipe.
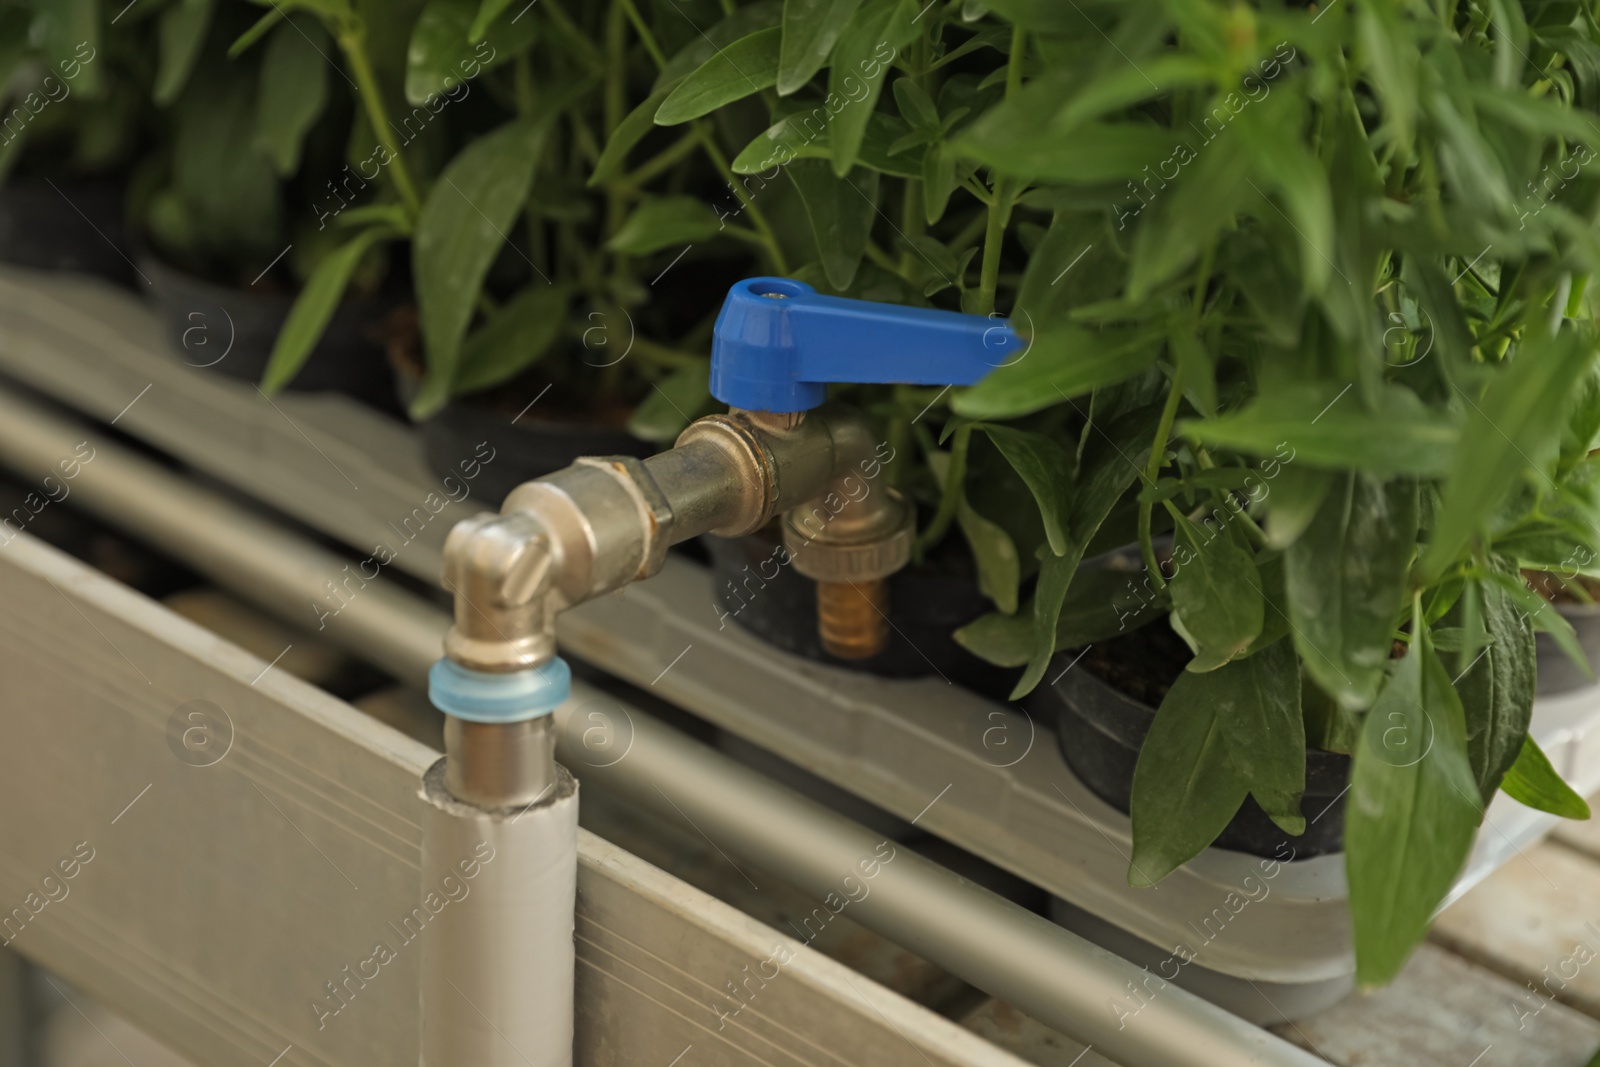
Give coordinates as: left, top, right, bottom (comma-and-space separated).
419, 761, 578, 1067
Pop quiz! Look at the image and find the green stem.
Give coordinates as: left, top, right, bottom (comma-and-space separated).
541, 1, 604, 70
1212, 485, 1269, 548
973, 24, 1028, 317
617, 0, 667, 69
960, 175, 995, 205
697, 127, 790, 274
865, 241, 900, 273
888, 387, 915, 490
948, 208, 989, 254
1139, 365, 1186, 590
340, 31, 422, 218
513, 52, 536, 115
721, 226, 768, 247
620, 132, 701, 189
916, 425, 971, 554
570, 111, 603, 165
603, 2, 627, 246
1005, 23, 1026, 98
513, 54, 546, 273
975, 181, 1011, 316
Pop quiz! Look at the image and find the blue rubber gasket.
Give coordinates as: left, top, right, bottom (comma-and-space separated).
428, 656, 571, 724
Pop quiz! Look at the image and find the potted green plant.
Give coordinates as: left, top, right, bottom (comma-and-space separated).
547, 0, 1058, 691
251, 0, 1600, 987
250, 0, 727, 492
0, 0, 147, 285
126, 0, 398, 407
567, 0, 1600, 989
918, 0, 1600, 988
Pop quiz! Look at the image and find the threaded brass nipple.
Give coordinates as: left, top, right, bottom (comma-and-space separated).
815, 578, 890, 659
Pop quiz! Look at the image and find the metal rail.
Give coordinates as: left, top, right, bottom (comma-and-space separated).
0, 384, 1326, 1067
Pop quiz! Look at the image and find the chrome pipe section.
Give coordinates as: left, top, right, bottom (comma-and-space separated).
419, 760, 578, 1067
0, 387, 1325, 1067
444, 715, 559, 809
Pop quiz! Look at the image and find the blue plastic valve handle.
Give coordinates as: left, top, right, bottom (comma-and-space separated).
710, 277, 1024, 413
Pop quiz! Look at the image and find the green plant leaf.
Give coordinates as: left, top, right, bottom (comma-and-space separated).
332, 203, 413, 234
956, 566, 1168, 667
786, 159, 876, 289
1419, 331, 1597, 582
256, 17, 330, 175
1168, 515, 1263, 673
31, 0, 101, 97
1264, 464, 1333, 550
655, 27, 782, 125
1451, 568, 1536, 804
1286, 473, 1418, 710
412, 117, 549, 420
154, 0, 214, 106
1182, 383, 1460, 478
953, 118, 1179, 183
467, 0, 516, 43
453, 284, 570, 395
953, 324, 1163, 420
657, 3, 783, 87
1056, 55, 1212, 130
922, 140, 957, 224
952, 610, 1031, 666
1233, 95, 1335, 295
778, 0, 863, 95
1501, 737, 1591, 819
629, 362, 713, 443
168, 71, 282, 256
406, 0, 535, 106
590, 82, 680, 186
262, 227, 394, 393
608, 196, 725, 255
1484, 569, 1595, 682
826, 0, 917, 175
1128, 639, 1304, 887
972, 424, 1073, 557
1346, 620, 1482, 988
1019, 548, 1076, 695
731, 109, 918, 177
957, 497, 1020, 614
1245, 553, 1291, 657
1012, 405, 1157, 697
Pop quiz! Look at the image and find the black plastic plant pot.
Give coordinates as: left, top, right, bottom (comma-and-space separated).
422, 397, 654, 507
1536, 602, 1600, 697
704, 528, 1018, 699
1038, 644, 1352, 860
141, 253, 398, 411
0, 179, 135, 286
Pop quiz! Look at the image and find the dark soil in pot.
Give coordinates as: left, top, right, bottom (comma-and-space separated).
705, 525, 1018, 699
0, 178, 135, 285
141, 252, 400, 413
383, 309, 655, 502
1035, 622, 1352, 860
1526, 571, 1600, 697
